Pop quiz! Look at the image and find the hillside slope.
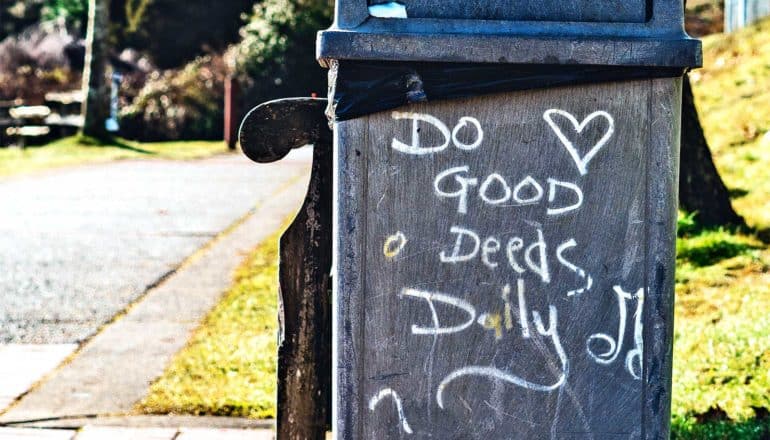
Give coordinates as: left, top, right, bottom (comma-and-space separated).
672, 16, 770, 440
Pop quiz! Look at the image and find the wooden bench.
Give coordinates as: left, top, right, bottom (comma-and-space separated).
0, 93, 85, 147
45, 91, 85, 137
6, 106, 53, 148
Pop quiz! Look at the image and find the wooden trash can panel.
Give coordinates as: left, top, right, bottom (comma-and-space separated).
334, 78, 681, 439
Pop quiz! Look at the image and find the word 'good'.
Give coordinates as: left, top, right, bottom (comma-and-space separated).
434, 166, 583, 215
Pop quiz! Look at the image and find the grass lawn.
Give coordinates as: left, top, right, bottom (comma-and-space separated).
671, 17, 770, 439
140, 18, 770, 438
0, 136, 229, 178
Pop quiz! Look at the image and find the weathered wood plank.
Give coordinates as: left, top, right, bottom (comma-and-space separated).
240, 98, 331, 163
239, 98, 333, 440
276, 140, 333, 440
334, 79, 681, 439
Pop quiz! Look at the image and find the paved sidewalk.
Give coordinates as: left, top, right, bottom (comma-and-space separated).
0, 426, 275, 439
0, 151, 310, 344
0, 345, 77, 410
0, 174, 307, 422
0, 155, 311, 422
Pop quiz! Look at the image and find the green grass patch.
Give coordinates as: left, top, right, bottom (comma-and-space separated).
0, 136, 229, 178
672, 416, 770, 440
677, 228, 757, 267
138, 224, 284, 419
671, 20, 770, 435
673, 225, 770, 437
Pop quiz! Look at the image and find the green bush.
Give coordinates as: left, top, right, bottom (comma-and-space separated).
42, 0, 87, 34
119, 54, 226, 141
232, 0, 332, 105
1, 1, 45, 41
0, 20, 80, 101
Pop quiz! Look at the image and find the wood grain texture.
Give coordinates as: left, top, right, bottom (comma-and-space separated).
277, 139, 333, 440
334, 79, 681, 439
333, 121, 369, 440
239, 98, 330, 164
640, 78, 682, 440
239, 97, 333, 440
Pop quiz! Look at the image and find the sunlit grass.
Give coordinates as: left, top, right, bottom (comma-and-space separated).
691, 16, 770, 229
672, 20, 770, 435
0, 136, 229, 178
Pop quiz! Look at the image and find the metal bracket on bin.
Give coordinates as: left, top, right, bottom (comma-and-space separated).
239, 98, 332, 440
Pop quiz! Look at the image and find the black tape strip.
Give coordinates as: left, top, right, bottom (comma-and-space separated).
331, 61, 684, 121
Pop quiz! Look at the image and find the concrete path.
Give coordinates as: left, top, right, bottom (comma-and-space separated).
0, 174, 310, 422
0, 345, 77, 410
0, 427, 276, 439
0, 152, 310, 344
0, 149, 312, 424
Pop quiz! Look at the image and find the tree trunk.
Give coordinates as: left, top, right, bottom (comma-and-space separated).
679, 75, 745, 227
80, 0, 111, 140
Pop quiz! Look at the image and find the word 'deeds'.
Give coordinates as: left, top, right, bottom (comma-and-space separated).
438, 226, 592, 296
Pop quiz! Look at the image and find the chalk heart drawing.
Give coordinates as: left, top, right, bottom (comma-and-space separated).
543, 109, 615, 176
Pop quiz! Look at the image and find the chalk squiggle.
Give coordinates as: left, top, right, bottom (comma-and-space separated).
369, 388, 413, 434
436, 305, 567, 409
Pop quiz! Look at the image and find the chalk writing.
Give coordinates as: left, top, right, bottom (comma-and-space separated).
452, 116, 485, 151
543, 109, 615, 176
477, 312, 503, 340
512, 176, 544, 205
400, 288, 477, 336
546, 178, 584, 216
369, 388, 414, 434
433, 167, 584, 215
555, 239, 593, 296
383, 232, 408, 259
434, 167, 478, 214
372, 104, 642, 434
483, 281, 531, 340
436, 305, 567, 408
439, 226, 594, 292
392, 112, 483, 155
391, 112, 451, 155
481, 237, 501, 269
586, 286, 644, 379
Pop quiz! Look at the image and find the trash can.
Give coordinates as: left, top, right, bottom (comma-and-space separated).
318, 0, 701, 438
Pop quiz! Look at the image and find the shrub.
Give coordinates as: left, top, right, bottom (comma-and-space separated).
1, 1, 46, 42
42, 0, 88, 35
119, 54, 227, 141
231, 0, 332, 105
0, 20, 80, 101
